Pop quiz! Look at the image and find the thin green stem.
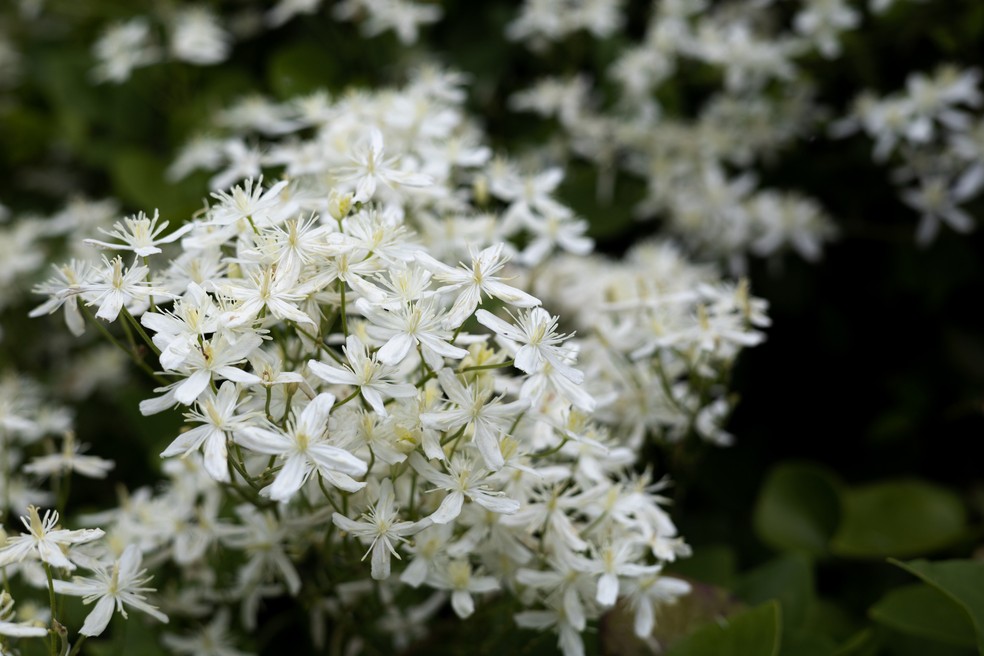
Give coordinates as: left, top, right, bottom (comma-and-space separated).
44, 563, 57, 656
318, 474, 344, 514
339, 282, 348, 337
331, 389, 361, 411
80, 305, 167, 384
531, 437, 569, 459
122, 307, 161, 356
68, 635, 87, 656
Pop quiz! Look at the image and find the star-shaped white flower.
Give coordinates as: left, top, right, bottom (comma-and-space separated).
0, 506, 104, 571
53, 544, 168, 636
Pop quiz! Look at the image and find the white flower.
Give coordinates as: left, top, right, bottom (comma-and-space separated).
415, 243, 540, 328
170, 332, 263, 406
92, 18, 160, 84
409, 452, 519, 524
218, 265, 316, 328
476, 307, 583, 384
84, 210, 193, 258
238, 393, 368, 500
207, 177, 288, 227
162, 609, 251, 656
267, 0, 323, 27
0, 506, 104, 571
170, 7, 232, 66
622, 571, 691, 638
53, 544, 168, 636
161, 382, 257, 482
339, 128, 431, 202
82, 256, 171, 322
902, 175, 976, 245
23, 432, 114, 480
585, 540, 660, 607
426, 559, 499, 619
29, 260, 96, 337
309, 334, 417, 416
331, 479, 429, 579
357, 298, 469, 370
140, 282, 221, 371
421, 368, 528, 471
0, 591, 48, 639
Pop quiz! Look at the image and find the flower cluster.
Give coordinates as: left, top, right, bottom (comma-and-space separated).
833, 64, 984, 243
1, 372, 160, 654
85, 0, 442, 84
504, 0, 842, 272
12, 68, 767, 654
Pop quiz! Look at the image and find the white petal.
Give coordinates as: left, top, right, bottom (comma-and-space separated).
377, 333, 415, 365
596, 573, 619, 606
451, 590, 474, 618
370, 541, 391, 580
429, 491, 464, 524
174, 370, 211, 406
79, 596, 116, 637
203, 432, 231, 483
267, 454, 310, 501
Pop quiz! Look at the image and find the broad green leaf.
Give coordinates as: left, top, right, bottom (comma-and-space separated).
833, 629, 879, 656
736, 554, 814, 629
891, 559, 984, 653
831, 480, 965, 558
880, 626, 976, 656
753, 462, 842, 556
665, 601, 782, 656
870, 583, 976, 648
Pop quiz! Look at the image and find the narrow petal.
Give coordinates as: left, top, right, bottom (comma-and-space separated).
203, 432, 231, 483
429, 491, 464, 524
370, 541, 391, 580
79, 596, 116, 637
174, 370, 211, 406
596, 573, 619, 606
377, 333, 415, 365
267, 454, 310, 501
451, 590, 474, 618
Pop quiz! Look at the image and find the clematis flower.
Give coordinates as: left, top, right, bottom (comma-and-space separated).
0, 506, 103, 571
53, 544, 168, 636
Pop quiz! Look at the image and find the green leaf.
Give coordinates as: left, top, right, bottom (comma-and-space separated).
736, 554, 814, 630
665, 601, 782, 656
833, 629, 879, 656
891, 559, 984, 653
831, 480, 965, 558
870, 583, 976, 648
753, 462, 842, 556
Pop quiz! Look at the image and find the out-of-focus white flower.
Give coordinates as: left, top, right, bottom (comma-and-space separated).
170, 8, 232, 65
92, 18, 160, 83
0, 591, 48, 639
903, 175, 976, 244
23, 432, 114, 480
